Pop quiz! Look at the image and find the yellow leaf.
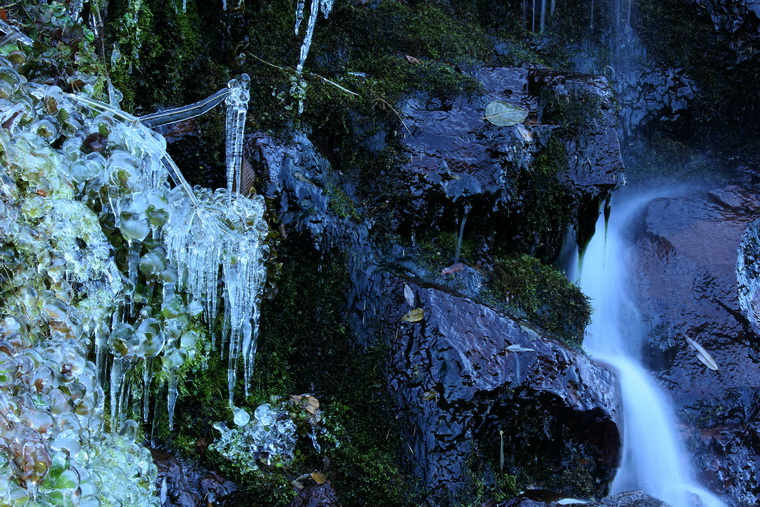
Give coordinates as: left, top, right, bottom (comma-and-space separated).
401, 308, 424, 323
311, 471, 327, 484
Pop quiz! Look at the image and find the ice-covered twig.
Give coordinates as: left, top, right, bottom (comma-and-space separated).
224, 74, 251, 203
140, 88, 230, 127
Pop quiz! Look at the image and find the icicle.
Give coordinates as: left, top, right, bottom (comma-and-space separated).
127, 239, 140, 313
297, 0, 321, 74
142, 359, 152, 422
110, 357, 124, 430
454, 205, 470, 264
167, 371, 178, 430
224, 74, 251, 204
295, 0, 306, 34
309, 429, 321, 452
551, 0, 555, 15
590, 0, 594, 29
164, 188, 268, 403
532, 0, 536, 32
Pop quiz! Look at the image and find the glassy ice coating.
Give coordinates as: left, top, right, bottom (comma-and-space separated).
0, 49, 268, 504
210, 403, 297, 473
164, 187, 269, 404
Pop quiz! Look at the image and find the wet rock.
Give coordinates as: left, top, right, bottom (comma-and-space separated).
631, 185, 760, 504
597, 490, 669, 506
685, 0, 760, 63
399, 67, 624, 255
290, 481, 340, 507
151, 447, 237, 506
383, 279, 620, 503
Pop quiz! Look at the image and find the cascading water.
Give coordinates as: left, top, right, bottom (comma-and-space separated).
574, 193, 725, 507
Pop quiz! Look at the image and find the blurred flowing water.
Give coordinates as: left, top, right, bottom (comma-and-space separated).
572, 194, 724, 507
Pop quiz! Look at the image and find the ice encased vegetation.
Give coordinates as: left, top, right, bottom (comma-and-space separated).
0, 46, 268, 505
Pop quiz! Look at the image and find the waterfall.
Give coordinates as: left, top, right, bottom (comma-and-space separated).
574, 194, 725, 507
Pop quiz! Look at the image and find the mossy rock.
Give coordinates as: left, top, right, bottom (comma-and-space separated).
484, 254, 590, 346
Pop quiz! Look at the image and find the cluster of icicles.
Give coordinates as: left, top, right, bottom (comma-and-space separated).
0, 36, 268, 507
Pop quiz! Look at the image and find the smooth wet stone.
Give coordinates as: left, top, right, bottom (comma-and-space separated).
383, 279, 620, 503
632, 185, 760, 505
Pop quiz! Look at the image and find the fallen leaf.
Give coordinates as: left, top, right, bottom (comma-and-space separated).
311, 471, 327, 484
0, 9, 7, 22
441, 263, 465, 276
685, 337, 719, 371
507, 344, 535, 353
403, 283, 415, 306
401, 308, 424, 323
405, 55, 421, 65
484, 101, 529, 127
516, 123, 533, 142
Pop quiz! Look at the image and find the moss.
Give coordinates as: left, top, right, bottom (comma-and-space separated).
484, 254, 590, 346
502, 135, 575, 261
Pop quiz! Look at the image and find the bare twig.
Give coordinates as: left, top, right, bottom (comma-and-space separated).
249, 53, 411, 135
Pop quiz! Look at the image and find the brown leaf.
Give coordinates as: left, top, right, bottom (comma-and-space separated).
405, 55, 421, 65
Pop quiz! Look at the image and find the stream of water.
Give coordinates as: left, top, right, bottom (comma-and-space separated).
573, 194, 725, 507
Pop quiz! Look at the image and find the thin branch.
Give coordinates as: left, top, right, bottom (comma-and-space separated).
249, 53, 411, 135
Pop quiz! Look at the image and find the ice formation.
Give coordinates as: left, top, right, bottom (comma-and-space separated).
295, 0, 334, 75
0, 31, 267, 504
224, 74, 251, 201
210, 403, 298, 472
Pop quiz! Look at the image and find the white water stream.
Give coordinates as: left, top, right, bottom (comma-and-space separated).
573, 195, 725, 507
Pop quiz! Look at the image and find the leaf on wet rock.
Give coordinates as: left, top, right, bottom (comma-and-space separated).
507, 344, 535, 353
311, 471, 327, 484
685, 337, 719, 371
484, 101, 529, 127
401, 308, 424, 323
403, 283, 415, 307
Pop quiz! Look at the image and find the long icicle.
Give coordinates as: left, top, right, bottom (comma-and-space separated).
224, 74, 251, 204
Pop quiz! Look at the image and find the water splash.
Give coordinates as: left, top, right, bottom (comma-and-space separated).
574, 194, 725, 507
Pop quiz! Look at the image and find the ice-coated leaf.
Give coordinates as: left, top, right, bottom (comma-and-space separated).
401, 308, 424, 323
685, 337, 719, 371
403, 283, 415, 307
484, 101, 529, 127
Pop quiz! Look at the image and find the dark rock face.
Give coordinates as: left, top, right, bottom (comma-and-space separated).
500, 489, 669, 506
399, 67, 624, 254
686, 0, 760, 63
290, 482, 340, 507
384, 279, 620, 503
632, 186, 760, 505
150, 447, 237, 507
